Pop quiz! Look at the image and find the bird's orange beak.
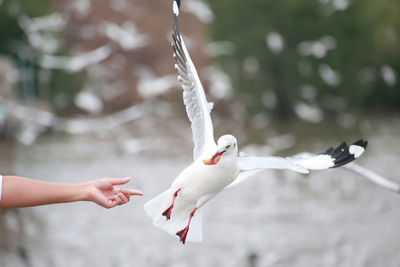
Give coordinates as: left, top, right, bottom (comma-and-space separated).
203, 150, 226, 165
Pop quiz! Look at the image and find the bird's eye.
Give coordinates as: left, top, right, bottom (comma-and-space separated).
226, 145, 231, 149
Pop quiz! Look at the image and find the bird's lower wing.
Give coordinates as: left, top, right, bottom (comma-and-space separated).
226, 140, 368, 189
225, 169, 265, 189
226, 162, 400, 195
343, 162, 400, 194
171, 0, 216, 160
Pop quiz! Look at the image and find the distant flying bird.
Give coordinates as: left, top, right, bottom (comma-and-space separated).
144, 0, 368, 244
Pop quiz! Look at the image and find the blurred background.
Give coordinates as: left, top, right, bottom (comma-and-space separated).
0, 0, 399, 266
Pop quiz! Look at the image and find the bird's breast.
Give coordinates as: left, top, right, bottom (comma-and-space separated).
176, 161, 239, 201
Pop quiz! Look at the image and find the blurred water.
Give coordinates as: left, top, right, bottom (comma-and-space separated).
0, 117, 400, 267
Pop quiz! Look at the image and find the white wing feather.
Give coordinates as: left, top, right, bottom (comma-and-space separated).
228, 140, 369, 188
172, 7, 215, 160
236, 153, 339, 174
226, 154, 334, 188
237, 156, 310, 174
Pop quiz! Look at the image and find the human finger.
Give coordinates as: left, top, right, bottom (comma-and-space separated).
108, 177, 130, 186
117, 192, 129, 204
121, 191, 131, 202
122, 188, 144, 196
113, 193, 123, 205
106, 199, 118, 209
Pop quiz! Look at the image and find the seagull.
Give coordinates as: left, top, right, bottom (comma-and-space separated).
144, 0, 368, 244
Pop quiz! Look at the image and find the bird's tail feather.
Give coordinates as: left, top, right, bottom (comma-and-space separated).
144, 189, 170, 221
144, 190, 203, 243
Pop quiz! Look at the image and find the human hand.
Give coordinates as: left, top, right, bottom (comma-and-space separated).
84, 177, 143, 208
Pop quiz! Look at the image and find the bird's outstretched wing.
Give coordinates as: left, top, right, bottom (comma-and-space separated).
172, 0, 216, 160
343, 162, 400, 194
227, 140, 368, 188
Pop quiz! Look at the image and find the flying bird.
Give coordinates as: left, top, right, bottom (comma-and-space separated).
144, 0, 368, 244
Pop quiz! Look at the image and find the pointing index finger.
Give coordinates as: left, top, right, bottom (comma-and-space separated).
123, 189, 144, 196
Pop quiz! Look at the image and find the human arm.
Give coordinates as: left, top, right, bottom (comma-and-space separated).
0, 176, 143, 209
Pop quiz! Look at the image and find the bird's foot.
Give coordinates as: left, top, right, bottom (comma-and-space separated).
162, 205, 173, 220
176, 226, 189, 244
162, 188, 182, 220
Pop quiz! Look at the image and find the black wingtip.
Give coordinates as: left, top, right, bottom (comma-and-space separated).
353, 139, 368, 149
322, 139, 368, 168
172, 0, 183, 44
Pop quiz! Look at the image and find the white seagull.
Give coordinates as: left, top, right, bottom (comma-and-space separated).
144, 0, 368, 244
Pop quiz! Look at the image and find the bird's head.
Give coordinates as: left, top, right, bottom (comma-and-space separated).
203, 135, 238, 165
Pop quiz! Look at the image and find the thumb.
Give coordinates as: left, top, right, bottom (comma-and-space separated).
109, 177, 130, 185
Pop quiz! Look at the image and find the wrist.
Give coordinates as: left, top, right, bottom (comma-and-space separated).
74, 182, 91, 202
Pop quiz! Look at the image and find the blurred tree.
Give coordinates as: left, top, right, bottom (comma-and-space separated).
207, 0, 400, 119
0, 0, 82, 112
0, 0, 52, 99
0, 0, 52, 54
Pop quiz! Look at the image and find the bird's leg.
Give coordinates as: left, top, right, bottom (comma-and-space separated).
176, 207, 197, 244
162, 188, 181, 220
